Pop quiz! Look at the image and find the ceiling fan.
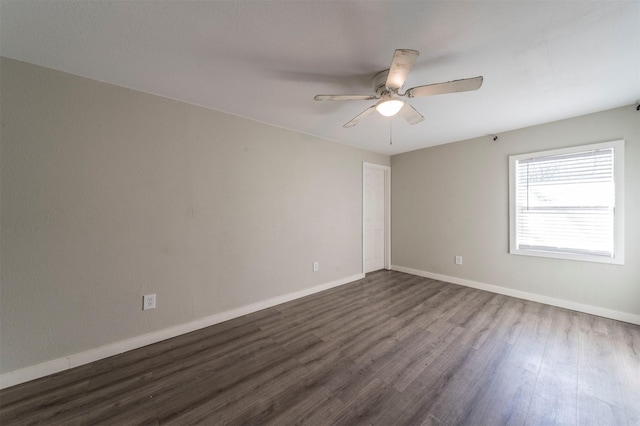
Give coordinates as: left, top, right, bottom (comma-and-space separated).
314, 49, 483, 128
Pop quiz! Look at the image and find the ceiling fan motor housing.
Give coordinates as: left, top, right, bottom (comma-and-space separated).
373, 70, 392, 96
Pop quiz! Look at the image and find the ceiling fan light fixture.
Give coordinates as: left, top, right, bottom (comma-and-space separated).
375, 97, 404, 117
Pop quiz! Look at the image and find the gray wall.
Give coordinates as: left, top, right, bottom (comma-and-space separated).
0, 58, 389, 373
392, 105, 639, 317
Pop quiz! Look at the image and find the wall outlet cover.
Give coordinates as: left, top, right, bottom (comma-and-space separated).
143, 294, 156, 310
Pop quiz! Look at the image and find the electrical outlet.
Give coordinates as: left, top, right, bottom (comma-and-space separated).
455, 256, 463, 265
313, 261, 319, 272
143, 294, 156, 310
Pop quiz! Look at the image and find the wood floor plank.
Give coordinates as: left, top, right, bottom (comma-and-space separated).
0, 363, 93, 410
454, 362, 537, 425
525, 358, 578, 426
0, 379, 90, 425
504, 302, 554, 374
237, 353, 360, 425
316, 310, 390, 344
2, 270, 639, 425
392, 341, 505, 424
611, 321, 640, 391
262, 385, 346, 426
416, 285, 471, 326
577, 393, 629, 426
578, 364, 625, 410
156, 357, 307, 424
437, 339, 513, 424
371, 366, 446, 426
331, 378, 398, 426
340, 316, 406, 365
545, 308, 582, 365
77, 378, 158, 426
141, 339, 293, 422
373, 328, 435, 391
311, 306, 382, 340
321, 361, 378, 405
620, 383, 640, 426
443, 288, 495, 328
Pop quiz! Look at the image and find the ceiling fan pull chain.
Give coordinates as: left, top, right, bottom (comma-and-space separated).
389, 120, 393, 145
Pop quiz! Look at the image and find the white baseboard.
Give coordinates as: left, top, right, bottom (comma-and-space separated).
0, 273, 364, 390
391, 265, 640, 326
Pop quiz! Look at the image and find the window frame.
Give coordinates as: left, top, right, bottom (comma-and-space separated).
508, 140, 625, 265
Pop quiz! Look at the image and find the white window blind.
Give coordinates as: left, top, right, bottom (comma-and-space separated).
509, 140, 624, 264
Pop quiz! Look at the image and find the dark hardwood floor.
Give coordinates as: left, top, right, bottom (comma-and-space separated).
1, 271, 639, 425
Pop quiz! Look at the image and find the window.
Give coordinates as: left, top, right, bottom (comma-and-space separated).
509, 140, 624, 264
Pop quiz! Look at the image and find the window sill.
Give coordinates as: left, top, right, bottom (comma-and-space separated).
509, 248, 624, 265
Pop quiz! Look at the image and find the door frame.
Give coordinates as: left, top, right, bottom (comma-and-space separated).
362, 162, 391, 273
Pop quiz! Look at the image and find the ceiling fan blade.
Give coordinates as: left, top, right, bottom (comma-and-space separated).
385, 49, 419, 90
343, 105, 376, 128
398, 103, 425, 125
314, 94, 377, 101
405, 76, 483, 98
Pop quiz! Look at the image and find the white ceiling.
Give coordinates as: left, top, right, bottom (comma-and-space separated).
1, 1, 639, 155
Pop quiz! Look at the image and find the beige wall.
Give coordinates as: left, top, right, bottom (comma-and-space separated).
392, 105, 639, 318
0, 58, 389, 373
